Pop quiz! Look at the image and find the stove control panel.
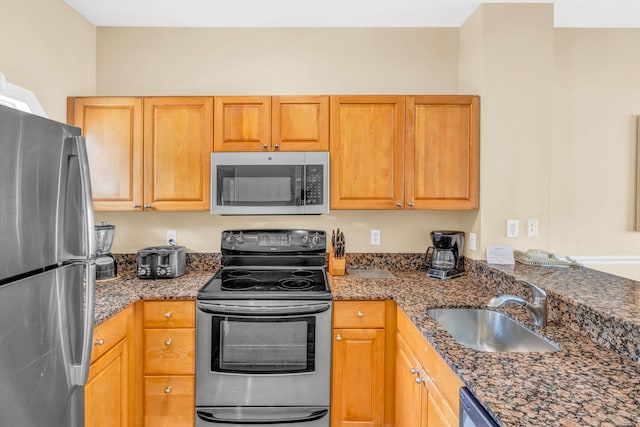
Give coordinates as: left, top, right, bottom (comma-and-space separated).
221, 229, 326, 253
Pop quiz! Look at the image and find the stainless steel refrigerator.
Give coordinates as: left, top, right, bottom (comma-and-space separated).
0, 105, 96, 426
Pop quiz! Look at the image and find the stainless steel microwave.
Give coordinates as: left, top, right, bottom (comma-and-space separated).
210, 152, 329, 215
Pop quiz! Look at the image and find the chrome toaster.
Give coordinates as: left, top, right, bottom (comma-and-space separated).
137, 245, 186, 279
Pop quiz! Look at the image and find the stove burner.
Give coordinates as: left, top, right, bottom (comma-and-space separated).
278, 279, 314, 291
222, 278, 259, 291
228, 270, 252, 278
291, 270, 314, 278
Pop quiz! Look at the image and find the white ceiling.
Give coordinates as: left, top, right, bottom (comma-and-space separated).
64, 0, 640, 28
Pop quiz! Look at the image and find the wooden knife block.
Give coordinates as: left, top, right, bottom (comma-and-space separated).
328, 248, 345, 276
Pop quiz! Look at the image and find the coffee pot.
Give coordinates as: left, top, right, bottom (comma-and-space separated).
424, 231, 465, 280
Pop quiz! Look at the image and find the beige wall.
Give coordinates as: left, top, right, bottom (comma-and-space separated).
458, 4, 555, 258
0, 0, 95, 121
95, 27, 475, 253
552, 29, 640, 256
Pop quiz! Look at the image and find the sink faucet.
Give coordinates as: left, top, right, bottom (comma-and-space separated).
487, 279, 548, 327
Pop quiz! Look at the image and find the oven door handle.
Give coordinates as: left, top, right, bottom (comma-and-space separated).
198, 301, 331, 316
196, 408, 329, 425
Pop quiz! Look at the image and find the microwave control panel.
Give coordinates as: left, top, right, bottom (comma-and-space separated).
305, 165, 324, 206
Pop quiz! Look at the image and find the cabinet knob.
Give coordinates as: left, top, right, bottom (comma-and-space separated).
164, 311, 172, 318
396, 202, 403, 207
415, 377, 426, 384
263, 144, 268, 149
274, 143, 280, 149
144, 204, 152, 209
410, 368, 419, 375
165, 338, 172, 346
165, 386, 172, 394
356, 310, 364, 317
133, 203, 140, 208
336, 334, 342, 341
408, 202, 415, 207
94, 338, 105, 346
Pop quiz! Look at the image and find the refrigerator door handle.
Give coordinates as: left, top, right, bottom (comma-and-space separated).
72, 135, 96, 258
70, 261, 96, 386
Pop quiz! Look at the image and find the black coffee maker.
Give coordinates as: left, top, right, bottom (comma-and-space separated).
424, 231, 465, 280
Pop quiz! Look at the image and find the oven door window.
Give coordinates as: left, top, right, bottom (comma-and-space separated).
211, 315, 315, 374
217, 165, 303, 207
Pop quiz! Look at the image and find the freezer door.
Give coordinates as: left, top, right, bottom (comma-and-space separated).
0, 106, 92, 282
0, 263, 92, 427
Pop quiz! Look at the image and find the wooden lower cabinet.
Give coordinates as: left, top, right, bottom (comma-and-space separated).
143, 300, 195, 427
332, 328, 385, 427
396, 309, 463, 427
85, 339, 129, 427
395, 332, 426, 427
331, 300, 395, 427
85, 305, 134, 427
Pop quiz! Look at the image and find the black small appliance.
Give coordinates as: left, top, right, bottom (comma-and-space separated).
424, 230, 465, 280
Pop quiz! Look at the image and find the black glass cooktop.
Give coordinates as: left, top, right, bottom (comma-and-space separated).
198, 268, 332, 300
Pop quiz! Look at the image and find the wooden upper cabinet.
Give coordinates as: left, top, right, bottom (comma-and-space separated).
67, 97, 144, 211
330, 96, 405, 209
213, 96, 271, 151
143, 97, 213, 211
272, 96, 329, 151
406, 96, 480, 210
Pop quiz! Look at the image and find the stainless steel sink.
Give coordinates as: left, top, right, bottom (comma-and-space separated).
427, 308, 561, 353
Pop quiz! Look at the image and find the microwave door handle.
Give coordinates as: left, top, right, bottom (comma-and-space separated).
196, 408, 329, 424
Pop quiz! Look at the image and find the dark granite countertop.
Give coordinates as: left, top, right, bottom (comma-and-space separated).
330, 265, 640, 427
95, 256, 640, 426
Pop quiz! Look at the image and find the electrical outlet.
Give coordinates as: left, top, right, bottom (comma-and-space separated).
469, 232, 477, 251
527, 219, 539, 237
166, 230, 177, 245
506, 219, 519, 238
370, 229, 381, 245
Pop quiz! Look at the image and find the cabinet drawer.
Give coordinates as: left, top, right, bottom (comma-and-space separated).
144, 329, 195, 375
144, 300, 195, 328
91, 306, 129, 363
144, 376, 195, 427
333, 301, 386, 328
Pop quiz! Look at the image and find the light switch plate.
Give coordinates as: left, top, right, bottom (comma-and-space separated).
506, 220, 519, 238
469, 233, 476, 251
370, 229, 381, 245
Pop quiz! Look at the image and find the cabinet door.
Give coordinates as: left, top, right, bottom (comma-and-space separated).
85, 339, 129, 427
331, 328, 385, 427
143, 97, 213, 210
144, 376, 194, 427
330, 96, 405, 209
272, 96, 329, 151
395, 332, 422, 427
406, 96, 479, 209
213, 96, 271, 151
67, 97, 143, 211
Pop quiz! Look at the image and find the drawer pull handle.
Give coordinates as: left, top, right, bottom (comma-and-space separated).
164, 311, 172, 318
94, 338, 105, 346
336, 334, 342, 341
415, 377, 426, 384
165, 386, 172, 394
165, 339, 172, 346
410, 368, 419, 375
263, 144, 268, 149
356, 311, 364, 317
